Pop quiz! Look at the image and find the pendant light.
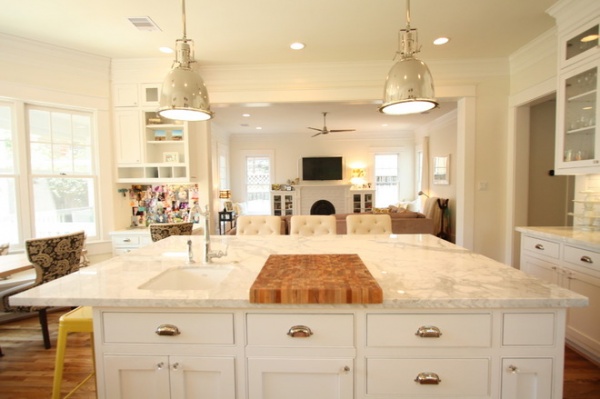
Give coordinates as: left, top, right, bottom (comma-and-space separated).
379, 0, 438, 116
158, 0, 213, 121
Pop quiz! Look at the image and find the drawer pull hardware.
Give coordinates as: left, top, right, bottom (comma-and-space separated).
172, 362, 180, 371
507, 365, 518, 374
155, 324, 181, 336
534, 244, 544, 250
156, 362, 165, 371
581, 256, 593, 264
287, 325, 313, 338
414, 372, 441, 384
124, 238, 131, 243
415, 326, 442, 338
343, 366, 351, 373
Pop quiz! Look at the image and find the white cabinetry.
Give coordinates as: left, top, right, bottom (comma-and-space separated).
549, 3, 600, 174
350, 189, 374, 213
520, 231, 600, 363
112, 83, 200, 183
109, 230, 153, 256
96, 310, 237, 399
246, 313, 354, 399
271, 191, 296, 216
93, 308, 567, 399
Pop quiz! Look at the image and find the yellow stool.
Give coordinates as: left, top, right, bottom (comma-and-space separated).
52, 306, 95, 399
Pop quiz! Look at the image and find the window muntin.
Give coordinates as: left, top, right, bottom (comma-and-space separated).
245, 156, 271, 215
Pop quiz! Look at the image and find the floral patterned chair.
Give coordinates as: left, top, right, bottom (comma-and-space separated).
149, 222, 194, 242
0, 242, 9, 256
0, 231, 85, 349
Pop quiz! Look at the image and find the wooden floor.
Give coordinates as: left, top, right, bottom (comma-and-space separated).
1, 310, 599, 399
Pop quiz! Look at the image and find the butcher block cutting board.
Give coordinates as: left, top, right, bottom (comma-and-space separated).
249, 254, 383, 304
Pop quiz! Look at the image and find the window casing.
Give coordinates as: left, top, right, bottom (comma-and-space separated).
0, 101, 99, 248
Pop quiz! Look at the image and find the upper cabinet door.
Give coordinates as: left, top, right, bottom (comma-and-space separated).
559, 17, 599, 70
113, 84, 139, 107
555, 58, 600, 174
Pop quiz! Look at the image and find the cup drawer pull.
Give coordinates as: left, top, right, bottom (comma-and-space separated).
534, 244, 544, 250
581, 256, 593, 264
415, 372, 441, 385
287, 325, 313, 338
415, 326, 442, 338
155, 324, 181, 336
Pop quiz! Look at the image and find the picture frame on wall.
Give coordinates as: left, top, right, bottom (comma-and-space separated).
163, 152, 179, 163
433, 155, 450, 185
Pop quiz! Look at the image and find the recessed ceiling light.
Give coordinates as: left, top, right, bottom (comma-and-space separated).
159, 46, 174, 54
290, 42, 305, 50
256, 127, 262, 130
242, 113, 251, 117
433, 37, 450, 46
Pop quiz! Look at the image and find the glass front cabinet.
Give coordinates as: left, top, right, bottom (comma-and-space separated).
555, 18, 600, 175
271, 192, 296, 216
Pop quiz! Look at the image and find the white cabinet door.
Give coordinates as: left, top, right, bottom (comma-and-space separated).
564, 268, 600, 355
104, 355, 236, 399
104, 355, 171, 399
501, 358, 553, 399
248, 358, 353, 399
169, 356, 236, 399
114, 109, 143, 164
113, 84, 139, 107
520, 255, 560, 285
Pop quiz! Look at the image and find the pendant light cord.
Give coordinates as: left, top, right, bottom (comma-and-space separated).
181, 0, 187, 40
405, 0, 411, 29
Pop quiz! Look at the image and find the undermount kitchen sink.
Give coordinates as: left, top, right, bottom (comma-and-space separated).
139, 266, 233, 290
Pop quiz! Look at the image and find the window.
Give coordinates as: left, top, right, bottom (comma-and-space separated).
245, 155, 272, 215
27, 106, 97, 238
374, 153, 400, 207
0, 102, 19, 245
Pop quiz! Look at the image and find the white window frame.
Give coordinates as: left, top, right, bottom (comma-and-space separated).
240, 150, 274, 215
0, 99, 100, 250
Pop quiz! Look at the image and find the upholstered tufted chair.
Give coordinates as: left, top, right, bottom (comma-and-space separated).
289, 215, 337, 236
1, 231, 85, 349
346, 214, 392, 235
150, 222, 194, 242
236, 216, 282, 235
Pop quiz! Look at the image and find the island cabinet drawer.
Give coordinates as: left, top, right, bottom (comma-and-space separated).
522, 236, 560, 259
101, 312, 235, 345
246, 313, 353, 347
367, 313, 491, 347
366, 357, 490, 397
563, 245, 600, 272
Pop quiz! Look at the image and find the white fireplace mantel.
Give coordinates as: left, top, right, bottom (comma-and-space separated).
295, 184, 352, 214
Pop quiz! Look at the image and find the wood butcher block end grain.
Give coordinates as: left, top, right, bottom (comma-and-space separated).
249, 254, 383, 304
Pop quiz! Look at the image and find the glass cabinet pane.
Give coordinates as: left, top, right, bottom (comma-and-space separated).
566, 25, 599, 62
563, 66, 597, 163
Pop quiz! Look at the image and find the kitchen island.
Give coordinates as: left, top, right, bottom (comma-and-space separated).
12, 234, 587, 399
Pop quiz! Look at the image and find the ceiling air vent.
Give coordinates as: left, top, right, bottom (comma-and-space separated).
127, 16, 161, 32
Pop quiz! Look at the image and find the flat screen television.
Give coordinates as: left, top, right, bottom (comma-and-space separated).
301, 156, 343, 181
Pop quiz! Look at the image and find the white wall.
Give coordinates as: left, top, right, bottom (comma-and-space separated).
228, 131, 417, 205
0, 34, 113, 256
419, 111, 458, 242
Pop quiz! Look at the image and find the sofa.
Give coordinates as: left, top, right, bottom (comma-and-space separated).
226, 209, 434, 235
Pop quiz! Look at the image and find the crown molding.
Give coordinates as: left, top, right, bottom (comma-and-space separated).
509, 28, 557, 76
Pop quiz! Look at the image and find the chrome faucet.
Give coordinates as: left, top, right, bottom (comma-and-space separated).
202, 206, 226, 264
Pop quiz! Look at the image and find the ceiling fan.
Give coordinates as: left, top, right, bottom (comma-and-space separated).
308, 112, 356, 137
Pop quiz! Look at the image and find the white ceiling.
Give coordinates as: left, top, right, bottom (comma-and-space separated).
0, 0, 558, 134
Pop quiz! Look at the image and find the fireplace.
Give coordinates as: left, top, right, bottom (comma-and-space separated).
297, 184, 351, 214
310, 200, 335, 215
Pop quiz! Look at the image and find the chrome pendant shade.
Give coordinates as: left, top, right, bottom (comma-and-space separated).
158, 0, 213, 121
379, 0, 438, 115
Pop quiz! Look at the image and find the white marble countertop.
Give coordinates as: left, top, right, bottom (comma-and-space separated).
11, 234, 587, 309
516, 226, 600, 250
